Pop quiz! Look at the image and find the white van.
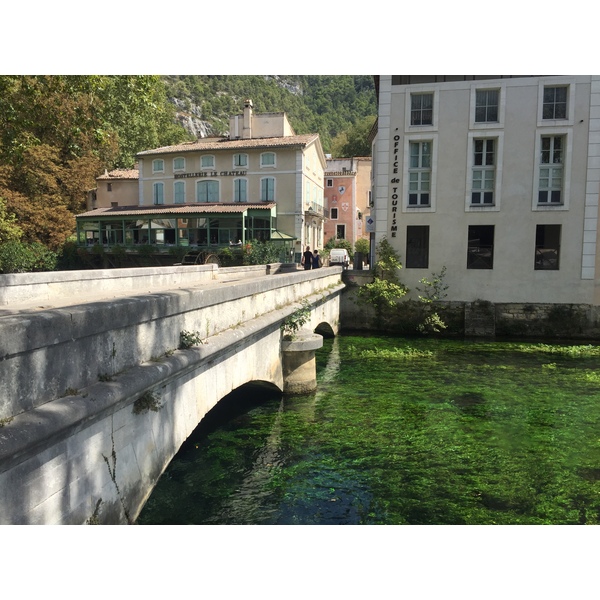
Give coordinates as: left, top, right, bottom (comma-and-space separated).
329, 248, 350, 269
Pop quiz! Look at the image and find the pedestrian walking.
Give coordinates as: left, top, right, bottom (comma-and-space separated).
301, 246, 313, 270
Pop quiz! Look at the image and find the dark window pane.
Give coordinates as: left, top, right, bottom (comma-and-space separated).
535, 224, 561, 270
406, 225, 429, 268
467, 225, 494, 269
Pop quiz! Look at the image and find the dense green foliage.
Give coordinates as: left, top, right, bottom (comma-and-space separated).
0, 239, 58, 273
0, 75, 190, 253
355, 238, 451, 334
324, 236, 354, 255
357, 237, 408, 320
242, 239, 284, 264
353, 237, 370, 257
162, 75, 377, 154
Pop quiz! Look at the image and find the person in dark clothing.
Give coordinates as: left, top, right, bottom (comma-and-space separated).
312, 249, 322, 269
301, 246, 313, 270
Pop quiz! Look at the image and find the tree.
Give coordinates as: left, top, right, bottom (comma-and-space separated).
0, 75, 190, 255
330, 115, 376, 158
0, 145, 80, 249
0, 196, 22, 245
97, 76, 191, 168
356, 237, 408, 327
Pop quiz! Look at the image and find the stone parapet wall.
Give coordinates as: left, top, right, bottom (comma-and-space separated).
0, 267, 343, 421
0, 265, 218, 306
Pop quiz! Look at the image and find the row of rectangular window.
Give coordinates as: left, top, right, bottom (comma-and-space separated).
410, 85, 568, 126
407, 134, 564, 208
405, 224, 561, 270
151, 152, 276, 174
83, 216, 272, 247
153, 177, 276, 204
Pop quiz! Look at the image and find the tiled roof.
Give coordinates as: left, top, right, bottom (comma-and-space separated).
96, 169, 139, 180
77, 203, 276, 218
136, 134, 320, 156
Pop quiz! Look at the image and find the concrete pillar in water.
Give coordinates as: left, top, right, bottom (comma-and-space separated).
281, 333, 323, 394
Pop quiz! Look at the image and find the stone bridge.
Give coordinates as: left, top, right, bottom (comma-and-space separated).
0, 264, 345, 524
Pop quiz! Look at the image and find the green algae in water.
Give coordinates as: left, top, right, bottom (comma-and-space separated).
137, 335, 600, 525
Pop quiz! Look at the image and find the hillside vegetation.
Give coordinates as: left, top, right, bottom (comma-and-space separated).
163, 75, 377, 154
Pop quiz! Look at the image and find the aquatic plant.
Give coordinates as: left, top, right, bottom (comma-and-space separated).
515, 343, 600, 357
349, 345, 434, 359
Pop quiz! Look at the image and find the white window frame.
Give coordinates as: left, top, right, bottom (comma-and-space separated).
326, 178, 333, 187
532, 129, 571, 211
542, 86, 568, 120
233, 153, 248, 168
537, 80, 575, 126
153, 182, 164, 205
260, 176, 276, 202
201, 155, 215, 170
470, 83, 506, 129
407, 140, 432, 207
260, 152, 276, 168
465, 132, 503, 212
405, 88, 437, 131
174, 180, 185, 204
152, 159, 164, 174
409, 91, 434, 126
233, 177, 248, 202
403, 134, 438, 213
196, 179, 219, 203
173, 157, 185, 172
331, 207, 338, 219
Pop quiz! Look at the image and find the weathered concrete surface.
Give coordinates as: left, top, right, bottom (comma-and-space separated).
0, 267, 342, 420
281, 332, 324, 394
0, 265, 220, 306
0, 266, 343, 524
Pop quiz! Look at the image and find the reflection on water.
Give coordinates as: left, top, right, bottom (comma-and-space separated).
137, 335, 600, 525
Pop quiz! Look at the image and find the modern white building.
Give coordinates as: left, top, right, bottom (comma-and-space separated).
372, 75, 600, 306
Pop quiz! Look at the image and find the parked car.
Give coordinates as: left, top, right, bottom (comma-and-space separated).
329, 248, 350, 269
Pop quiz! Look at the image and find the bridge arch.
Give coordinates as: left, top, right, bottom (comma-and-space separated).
0, 265, 344, 524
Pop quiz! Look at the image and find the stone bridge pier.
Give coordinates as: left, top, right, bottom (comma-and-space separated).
0, 264, 344, 524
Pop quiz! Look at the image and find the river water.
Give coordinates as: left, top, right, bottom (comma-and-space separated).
137, 334, 600, 525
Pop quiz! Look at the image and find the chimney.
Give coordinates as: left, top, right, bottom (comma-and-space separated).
242, 99, 253, 139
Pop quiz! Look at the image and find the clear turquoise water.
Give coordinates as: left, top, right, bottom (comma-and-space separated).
136, 334, 600, 525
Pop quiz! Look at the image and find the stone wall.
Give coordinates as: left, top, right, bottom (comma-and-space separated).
339, 271, 600, 339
